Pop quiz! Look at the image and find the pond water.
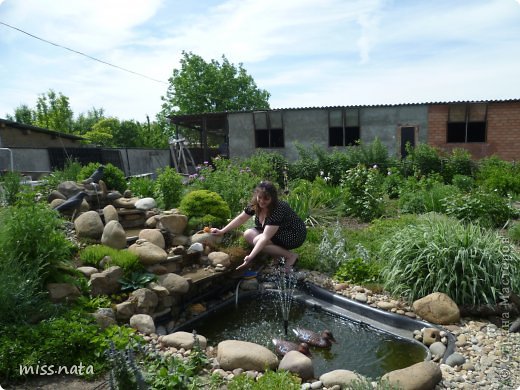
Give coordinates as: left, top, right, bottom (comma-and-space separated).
182, 292, 427, 378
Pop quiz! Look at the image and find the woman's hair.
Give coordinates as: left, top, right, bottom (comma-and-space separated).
250, 181, 278, 216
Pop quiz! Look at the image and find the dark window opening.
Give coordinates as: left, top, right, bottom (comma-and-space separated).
255, 128, 284, 148
447, 122, 466, 143
345, 126, 360, 146
255, 129, 270, 148
329, 127, 343, 146
270, 128, 285, 147
467, 122, 486, 142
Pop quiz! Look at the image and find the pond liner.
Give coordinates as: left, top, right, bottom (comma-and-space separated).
170, 282, 455, 364
300, 282, 456, 363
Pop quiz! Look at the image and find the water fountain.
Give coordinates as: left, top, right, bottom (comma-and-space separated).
271, 259, 298, 335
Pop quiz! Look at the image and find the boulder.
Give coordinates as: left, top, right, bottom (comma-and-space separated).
319, 369, 363, 388
130, 288, 159, 315
101, 220, 127, 249
57, 181, 83, 198
129, 314, 156, 335
413, 292, 460, 325
161, 331, 207, 349
113, 196, 139, 209
191, 232, 222, 246
76, 266, 99, 278
92, 308, 117, 329
158, 214, 188, 235
422, 328, 441, 346
208, 251, 231, 267
46, 283, 81, 303
103, 204, 119, 223
382, 361, 442, 390
74, 210, 104, 240
217, 340, 278, 371
157, 273, 190, 294
139, 229, 165, 249
90, 266, 124, 296
128, 239, 168, 265
115, 300, 136, 321
278, 350, 314, 380
135, 197, 157, 210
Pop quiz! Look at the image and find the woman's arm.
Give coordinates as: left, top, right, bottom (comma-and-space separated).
211, 211, 251, 235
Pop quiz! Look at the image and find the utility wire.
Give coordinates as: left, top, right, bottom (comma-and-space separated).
0, 20, 168, 85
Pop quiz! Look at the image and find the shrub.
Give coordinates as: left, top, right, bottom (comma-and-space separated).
405, 143, 443, 177
78, 163, 127, 193
476, 156, 520, 196
288, 142, 320, 181
179, 190, 231, 231
382, 167, 404, 199
398, 177, 459, 215
444, 148, 475, 182
451, 174, 475, 193
443, 190, 517, 228
380, 213, 520, 305
0, 171, 23, 205
128, 176, 156, 198
340, 164, 385, 222
187, 158, 261, 215
228, 370, 300, 390
154, 166, 184, 209
243, 150, 288, 187
40, 158, 83, 195
508, 221, 520, 243
316, 222, 349, 274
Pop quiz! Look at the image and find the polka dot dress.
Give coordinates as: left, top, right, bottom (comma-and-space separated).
244, 201, 307, 249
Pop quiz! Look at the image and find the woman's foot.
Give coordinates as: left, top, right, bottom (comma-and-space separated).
283, 253, 298, 272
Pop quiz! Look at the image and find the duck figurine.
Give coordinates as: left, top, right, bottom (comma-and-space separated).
292, 327, 336, 348
272, 339, 312, 357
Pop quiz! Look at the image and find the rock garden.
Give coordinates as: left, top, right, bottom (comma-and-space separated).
0, 142, 519, 390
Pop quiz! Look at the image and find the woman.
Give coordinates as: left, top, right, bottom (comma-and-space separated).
211, 181, 307, 271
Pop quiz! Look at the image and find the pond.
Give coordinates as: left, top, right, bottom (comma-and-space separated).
178, 291, 427, 379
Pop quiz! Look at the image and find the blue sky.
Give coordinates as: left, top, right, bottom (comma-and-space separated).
1, 0, 519, 122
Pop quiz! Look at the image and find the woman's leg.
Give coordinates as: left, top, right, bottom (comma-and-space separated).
250, 235, 298, 271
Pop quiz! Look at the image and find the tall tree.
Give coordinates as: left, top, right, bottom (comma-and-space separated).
5, 104, 33, 125
73, 107, 105, 135
160, 51, 270, 117
34, 89, 74, 133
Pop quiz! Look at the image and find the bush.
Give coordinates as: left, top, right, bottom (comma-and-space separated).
179, 190, 231, 232
316, 222, 349, 274
508, 221, 520, 243
380, 213, 520, 305
444, 148, 475, 182
452, 174, 475, 193
154, 166, 184, 209
340, 164, 385, 222
398, 177, 459, 214
476, 156, 520, 196
40, 158, 83, 195
405, 143, 443, 177
243, 150, 288, 187
0, 171, 23, 205
187, 158, 261, 215
78, 163, 127, 193
443, 190, 517, 228
128, 176, 156, 198
228, 370, 300, 390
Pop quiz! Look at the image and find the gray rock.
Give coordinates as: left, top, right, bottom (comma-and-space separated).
130, 288, 159, 314
129, 314, 155, 335
319, 369, 363, 388
429, 341, 447, 358
158, 273, 190, 294
135, 197, 157, 210
217, 340, 278, 372
158, 214, 188, 235
382, 361, 442, 390
445, 352, 466, 367
139, 229, 165, 249
74, 210, 104, 240
278, 350, 314, 380
208, 251, 231, 267
103, 204, 119, 223
128, 239, 168, 265
413, 292, 460, 325
161, 331, 207, 349
101, 220, 127, 249
46, 283, 81, 303
90, 266, 124, 296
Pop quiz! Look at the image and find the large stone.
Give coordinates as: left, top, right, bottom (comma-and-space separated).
278, 350, 314, 380
130, 288, 159, 314
74, 210, 104, 240
382, 361, 442, 390
103, 204, 119, 223
115, 300, 136, 321
46, 283, 81, 303
57, 181, 83, 198
319, 369, 363, 388
158, 214, 188, 235
161, 331, 207, 349
157, 273, 190, 294
135, 197, 157, 210
101, 220, 127, 249
139, 229, 165, 249
90, 266, 124, 296
92, 308, 117, 329
217, 340, 278, 371
208, 251, 231, 267
77, 266, 99, 278
129, 314, 155, 335
128, 239, 168, 265
191, 232, 222, 246
413, 292, 460, 325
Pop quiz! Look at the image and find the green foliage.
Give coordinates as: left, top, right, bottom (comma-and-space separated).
33, 89, 74, 133
340, 164, 385, 222
398, 176, 459, 214
382, 167, 404, 199
78, 163, 127, 193
334, 246, 380, 284
405, 143, 443, 177
380, 213, 520, 305
119, 271, 157, 292
344, 138, 391, 172
508, 221, 520, 243
0, 171, 23, 205
0, 309, 121, 381
180, 189, 231, 231
79, 245, 141, 274
349, 377, 402, 390
476, 156, 520, 196
41, 158, 83, 193
187, 157, 261, 215
242, 150, 288, 187
74, 295, 114, 313
451, 174, 475, 193
444, 148, 475, 182
316, 222, 349, 274
154, 166, 184, 209
286, 177, 342, 226
227, 370, 301, 390
293, 226, 324, 271
443, 190, 517, 228
0, 197, 75, 285
128, 176, 156, 198
106, 344, 147, 390
288, 142, 320, 181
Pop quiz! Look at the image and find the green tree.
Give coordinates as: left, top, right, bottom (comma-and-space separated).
33, 89, 74, 132
5, 104, 34, 125
160, 51, 270, 117
72, 107, 105, 135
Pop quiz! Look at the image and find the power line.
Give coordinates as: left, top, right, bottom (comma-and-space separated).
0, 20, 168, 85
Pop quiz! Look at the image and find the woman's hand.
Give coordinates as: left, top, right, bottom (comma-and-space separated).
236, 255, 254, 270
210, 228, 224, 236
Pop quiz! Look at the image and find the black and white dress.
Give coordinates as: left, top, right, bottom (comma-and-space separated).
244, 201, 307, 249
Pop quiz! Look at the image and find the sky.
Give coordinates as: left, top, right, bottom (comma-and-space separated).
1, 0, 520, 123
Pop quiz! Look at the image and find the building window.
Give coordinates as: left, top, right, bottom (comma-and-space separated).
447, 103, 487, 143
254, 111, 284, 148
328, 109, 360, 146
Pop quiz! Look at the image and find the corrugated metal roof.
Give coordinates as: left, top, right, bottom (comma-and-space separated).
0, 118, 84, 140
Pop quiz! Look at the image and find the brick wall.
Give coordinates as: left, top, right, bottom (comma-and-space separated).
428, 102, 520, 161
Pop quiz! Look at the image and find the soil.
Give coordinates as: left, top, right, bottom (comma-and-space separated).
3, 374, 109, 390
